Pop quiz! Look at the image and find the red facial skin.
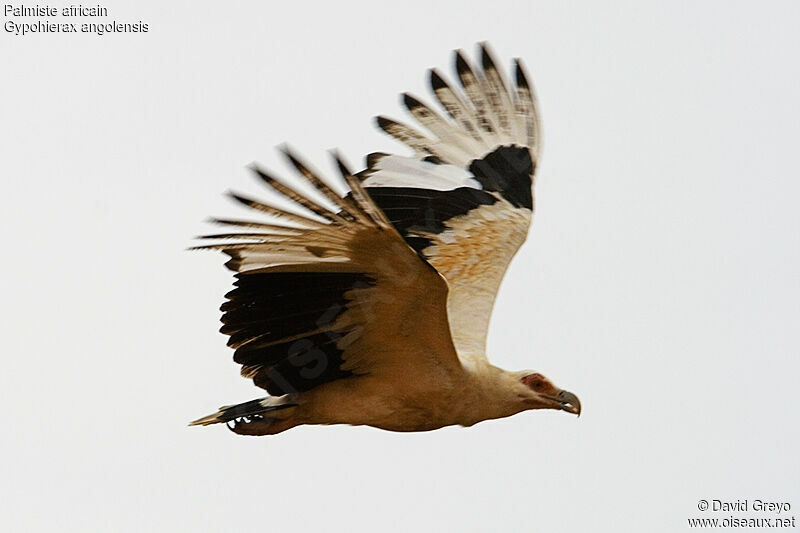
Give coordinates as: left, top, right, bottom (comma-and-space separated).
521, 373, 560, 397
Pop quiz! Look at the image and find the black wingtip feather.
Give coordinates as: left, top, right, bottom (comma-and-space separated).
281, 145, 327, 184
455, 50, 470, 76
514, 59, 529, 89
249, 164, 276, 185
366, 152, 389, 168
479, 42, 497, 72
226, 190, 252, 207
430, 69, 448, 91
402, 92, 423, 111
376, 115, 394, 132
278, 143, 308, 169
280, 145, 307, 174
331, 151, 353, 178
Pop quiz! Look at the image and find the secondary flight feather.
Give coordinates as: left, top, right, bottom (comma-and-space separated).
190, 43, 580, 436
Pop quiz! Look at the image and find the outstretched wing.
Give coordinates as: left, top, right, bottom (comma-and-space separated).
359, 43, 541, 361
195, 150, 461, 396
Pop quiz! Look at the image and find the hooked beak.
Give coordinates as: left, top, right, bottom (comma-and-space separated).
557, 390, 581, 416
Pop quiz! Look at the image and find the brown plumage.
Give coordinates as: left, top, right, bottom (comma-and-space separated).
190, 44, 580, 436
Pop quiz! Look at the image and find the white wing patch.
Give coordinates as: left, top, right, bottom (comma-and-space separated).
361, 154, 481, 191
417, 199, 532, 361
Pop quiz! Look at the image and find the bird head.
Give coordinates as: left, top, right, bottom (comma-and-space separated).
515, 371, 581, 416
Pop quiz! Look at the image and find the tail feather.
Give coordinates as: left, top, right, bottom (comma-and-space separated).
189, 397, 297, 426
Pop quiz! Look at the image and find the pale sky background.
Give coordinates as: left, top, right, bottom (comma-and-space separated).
1, 1, 799, 531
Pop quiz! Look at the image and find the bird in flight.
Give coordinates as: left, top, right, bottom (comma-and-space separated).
190, 43, 581, 436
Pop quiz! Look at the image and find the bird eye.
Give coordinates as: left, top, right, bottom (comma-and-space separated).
522, 373, 548, 390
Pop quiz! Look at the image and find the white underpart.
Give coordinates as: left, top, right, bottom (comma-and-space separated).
361, 155, 481, 191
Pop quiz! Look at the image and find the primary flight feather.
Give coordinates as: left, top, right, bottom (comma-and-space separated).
190, 43, 580, 436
